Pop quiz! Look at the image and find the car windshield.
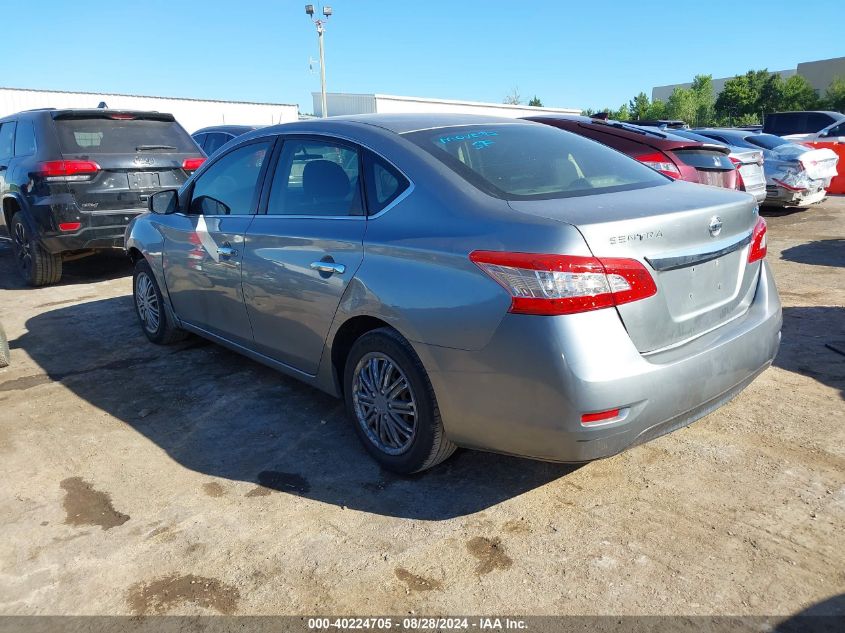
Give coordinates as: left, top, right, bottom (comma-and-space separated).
54, 117, 197, 154
744, 134, 794, 151
404, 123, 667, 200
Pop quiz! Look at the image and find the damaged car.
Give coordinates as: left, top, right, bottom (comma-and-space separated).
694, 129, 838, 208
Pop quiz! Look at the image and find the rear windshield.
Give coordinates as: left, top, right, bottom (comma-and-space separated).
744, 134, 793, 150
54, 117, 197, 154
404, 123, 667, 200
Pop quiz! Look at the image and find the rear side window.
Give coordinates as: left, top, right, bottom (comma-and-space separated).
267, 139, 363, 216
745, 134, 792, 150
405, 124, 666, 200
192, 133, 207, 149
203, 133, 231, 156
0, 122, 16, 160
54, 117, 196, 154
14, 120, 36, 156
364, 153, 409, 213
190, 141, 271, 215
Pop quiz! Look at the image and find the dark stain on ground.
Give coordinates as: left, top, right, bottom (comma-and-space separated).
202, 482, 225, 497
127, 573, 240, 615
394, 567, 443, 592
35, 295, 97, 309
0, 374, 51, 392
246, 470, 310, 497
60, 477, 130, 530
466, 536, 512, 575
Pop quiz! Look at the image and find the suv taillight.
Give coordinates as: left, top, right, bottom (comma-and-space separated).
748, 218, 767, 263
469, 251, 657, 316
182, 157, 205, 172
635, 152, 681, 179
37, 160, 100, 182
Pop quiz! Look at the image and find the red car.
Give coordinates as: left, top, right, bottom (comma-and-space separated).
525, 115, 738, 190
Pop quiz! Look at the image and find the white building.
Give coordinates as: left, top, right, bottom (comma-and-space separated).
313, 92, 580, 119
0, 87, 299, 134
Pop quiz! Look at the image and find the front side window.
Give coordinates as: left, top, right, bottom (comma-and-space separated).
0, 122, 16, 160
267, 138, 363, 216
825, 122, 845, 137
189, 141, 270, 215
404, 124, 666, 200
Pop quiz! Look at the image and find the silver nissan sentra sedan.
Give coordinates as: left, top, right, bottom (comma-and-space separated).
125, 114, 782, 473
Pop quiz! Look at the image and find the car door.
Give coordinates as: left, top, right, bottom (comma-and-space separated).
241, 135, 368, 375
160, 138, 273, 346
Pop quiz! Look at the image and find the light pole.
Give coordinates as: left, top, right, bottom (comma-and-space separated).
305, 4, 332, 118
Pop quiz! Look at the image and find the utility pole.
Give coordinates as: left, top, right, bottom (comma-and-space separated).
305, 5, 332, 118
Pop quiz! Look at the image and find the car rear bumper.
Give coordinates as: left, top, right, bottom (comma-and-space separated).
416, 260, 782, 463
764, 184, 827, 207
38, 208, 147, 254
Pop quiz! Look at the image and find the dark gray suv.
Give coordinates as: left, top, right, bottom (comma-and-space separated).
0, 108, 205, 285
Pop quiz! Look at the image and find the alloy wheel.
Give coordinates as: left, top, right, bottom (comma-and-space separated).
135, 272, 161, 334
12, 222, 32, 275
352, 352, 418, 455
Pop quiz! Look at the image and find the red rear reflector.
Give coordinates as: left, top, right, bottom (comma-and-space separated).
58, 222, 81, 232
581, 409, 620, 425
182, 157, 205, 171
635, 151, 681, 179
469, 251, 657, 316
37, 160, 100, 177
748, 217, 767, 263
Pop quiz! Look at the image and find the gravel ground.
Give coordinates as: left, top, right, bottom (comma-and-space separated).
0, 197, 843, 617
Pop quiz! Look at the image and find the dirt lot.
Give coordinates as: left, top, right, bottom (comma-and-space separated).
0, 198, 843, 617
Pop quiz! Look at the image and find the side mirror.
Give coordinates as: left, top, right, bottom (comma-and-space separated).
149, 189, 179, 215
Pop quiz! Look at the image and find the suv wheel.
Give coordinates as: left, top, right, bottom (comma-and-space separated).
344, 327, 456, 474
10, 213, 62, 286
133, 259, 186, 345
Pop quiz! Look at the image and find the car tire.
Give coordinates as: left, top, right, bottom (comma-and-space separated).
133, 259, 187, 345
0, 325, 9, 368
343, 327, 456, 474
10, 213, 62, 286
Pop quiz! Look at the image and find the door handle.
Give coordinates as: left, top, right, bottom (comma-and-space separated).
310, 261, 346, 275
218, 246, 237, 258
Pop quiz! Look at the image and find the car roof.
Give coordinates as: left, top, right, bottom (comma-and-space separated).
268, 113, 538, 136
767, 110, 845, 118
193, 124, 258, 135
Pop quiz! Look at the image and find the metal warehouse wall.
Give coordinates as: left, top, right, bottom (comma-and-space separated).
313, 92, 580, 118
0, 88, 299, 133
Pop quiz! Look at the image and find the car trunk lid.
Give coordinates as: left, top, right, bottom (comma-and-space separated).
508, 182, 762, 353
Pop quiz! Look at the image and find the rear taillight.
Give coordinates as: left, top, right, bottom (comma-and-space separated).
635, 152, 681, 179
37, 160, 100, 182
730, 156, 745, 190
469, 251, 657, 316
182, 157, 205, 172
748, 217, 767, 263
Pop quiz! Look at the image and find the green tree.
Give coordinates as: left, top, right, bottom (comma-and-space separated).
645, 99, 667, 120
757, 73, 784, 115
528, 96, 543, 107
666, 87, 697, 123
823, 76, 845, 112
781, 75, 819, 111
629, 92, 651, 120
690, 75, 715, 126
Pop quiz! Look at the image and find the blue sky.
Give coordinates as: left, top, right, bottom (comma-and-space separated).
2, 0, 843, 113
